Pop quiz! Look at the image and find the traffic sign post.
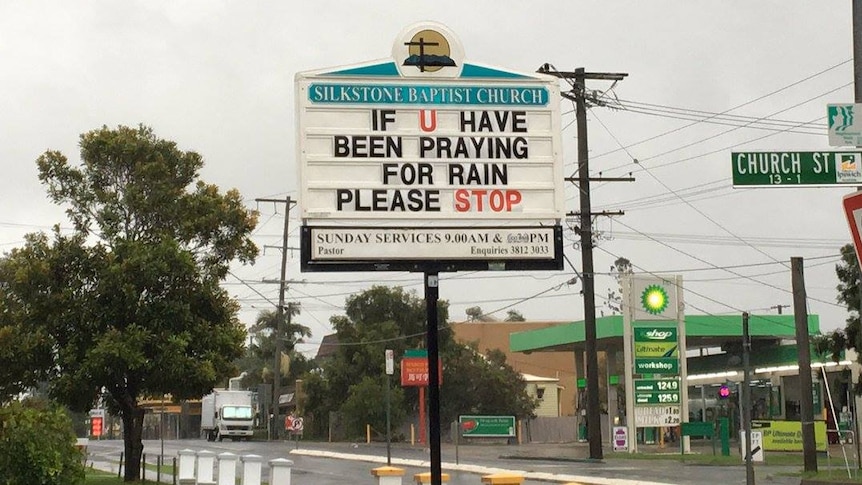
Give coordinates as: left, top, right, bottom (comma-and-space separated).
285, 415, 303, 449
843, 191, 862, 265
732, 151, 862, 187
384, 349, 393, 465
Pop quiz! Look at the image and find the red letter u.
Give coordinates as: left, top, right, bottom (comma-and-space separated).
419, 110, 437, 132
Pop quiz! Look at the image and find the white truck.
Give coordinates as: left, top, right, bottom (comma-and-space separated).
200, 389, 255, 441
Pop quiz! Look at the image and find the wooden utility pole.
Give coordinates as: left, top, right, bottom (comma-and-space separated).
791, 257, 817, 472
539, 65, 628, 459
256, 196, 295, 441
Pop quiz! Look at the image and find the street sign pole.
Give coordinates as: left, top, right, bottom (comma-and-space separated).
385, 349, 393, 466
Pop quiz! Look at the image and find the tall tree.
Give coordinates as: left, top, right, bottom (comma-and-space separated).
301, 286, 536, 439
465, 306, 496, 322
504, 310, 526, 322
815, 244, 862, 392
604, 257, 633, 315
0, 125, 258, 481
439, 345, 535, 423
236, 306, 312, 390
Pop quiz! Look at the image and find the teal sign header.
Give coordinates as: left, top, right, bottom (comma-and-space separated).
308, 83, 549, 106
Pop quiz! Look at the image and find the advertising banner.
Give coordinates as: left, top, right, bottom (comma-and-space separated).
751, 420, 827, 452
459, 415, 516, 437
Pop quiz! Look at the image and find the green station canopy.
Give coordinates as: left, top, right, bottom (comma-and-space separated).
509, 314, 819, 354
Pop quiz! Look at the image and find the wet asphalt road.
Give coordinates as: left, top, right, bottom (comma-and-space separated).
85, 438, 811, 485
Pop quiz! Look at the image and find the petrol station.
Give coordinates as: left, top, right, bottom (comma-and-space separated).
509, 275, 856, 454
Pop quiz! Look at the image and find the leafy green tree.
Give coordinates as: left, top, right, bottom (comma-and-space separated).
0, 399, 85, 485
300, 286, 443, 438
340, 375, 406, 439
0, 125, 258, 481
302, 286, 536, 439
815, 244, 862, 392
0, 323, 51, 400
439, 345, 535, 423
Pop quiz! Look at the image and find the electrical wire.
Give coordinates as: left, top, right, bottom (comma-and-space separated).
604, 219, 845, 311
588, 59, 851, 162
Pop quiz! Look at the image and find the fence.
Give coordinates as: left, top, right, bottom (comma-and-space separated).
523, 416, 578, 443
176, 449, 292, 485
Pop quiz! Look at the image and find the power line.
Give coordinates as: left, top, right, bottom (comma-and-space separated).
604, 219, 845, 311
589, 58, 851, 162
615, 99, 826, 129
602, 82, 852, 174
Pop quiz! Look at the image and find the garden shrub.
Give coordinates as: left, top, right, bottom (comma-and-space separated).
0, 399, 84, 485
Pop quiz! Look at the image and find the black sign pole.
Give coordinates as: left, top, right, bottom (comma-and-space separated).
424, 271, 442, 485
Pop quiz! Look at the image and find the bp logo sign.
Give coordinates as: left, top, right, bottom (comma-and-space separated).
641, 284, 669, 315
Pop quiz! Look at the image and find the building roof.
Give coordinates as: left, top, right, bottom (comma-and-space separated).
315, 333, 340, 360
509, 314, 819, 353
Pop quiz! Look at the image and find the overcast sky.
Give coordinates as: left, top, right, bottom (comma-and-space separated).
0, 1, 856, 358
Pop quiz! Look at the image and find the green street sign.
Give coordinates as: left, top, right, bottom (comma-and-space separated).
635, 358, 679, 375
731, 151, 862, 187
459, 415, 516, 437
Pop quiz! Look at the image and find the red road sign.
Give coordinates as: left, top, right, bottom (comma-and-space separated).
90, 416, 103, 437
843, 192, 862, 265
400, 357, 443, 386
285, 415, 304, 433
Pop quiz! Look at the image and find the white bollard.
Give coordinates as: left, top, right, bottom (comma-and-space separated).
268, 458, 294, 485
371, 466, 405, 485
196, 450, 216, 485
216, 452, 237, 485
240, 454, 263, 485
177, 449, 197, 484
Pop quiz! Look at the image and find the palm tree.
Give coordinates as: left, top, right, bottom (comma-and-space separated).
238, 305, 312, 389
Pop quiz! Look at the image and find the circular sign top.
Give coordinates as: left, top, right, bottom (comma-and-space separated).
392, 22, 465, 79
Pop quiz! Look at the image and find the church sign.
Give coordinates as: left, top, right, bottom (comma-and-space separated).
297, 22, 564, 272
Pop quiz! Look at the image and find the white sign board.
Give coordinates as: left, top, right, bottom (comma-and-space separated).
829, 104, 862, 147
613, 426, 628, 452
634, 405, 681, 428
385, 349, 394, 375
296, 22, 563, 268
740, 430, 764, 462
310, 226, 555, 261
